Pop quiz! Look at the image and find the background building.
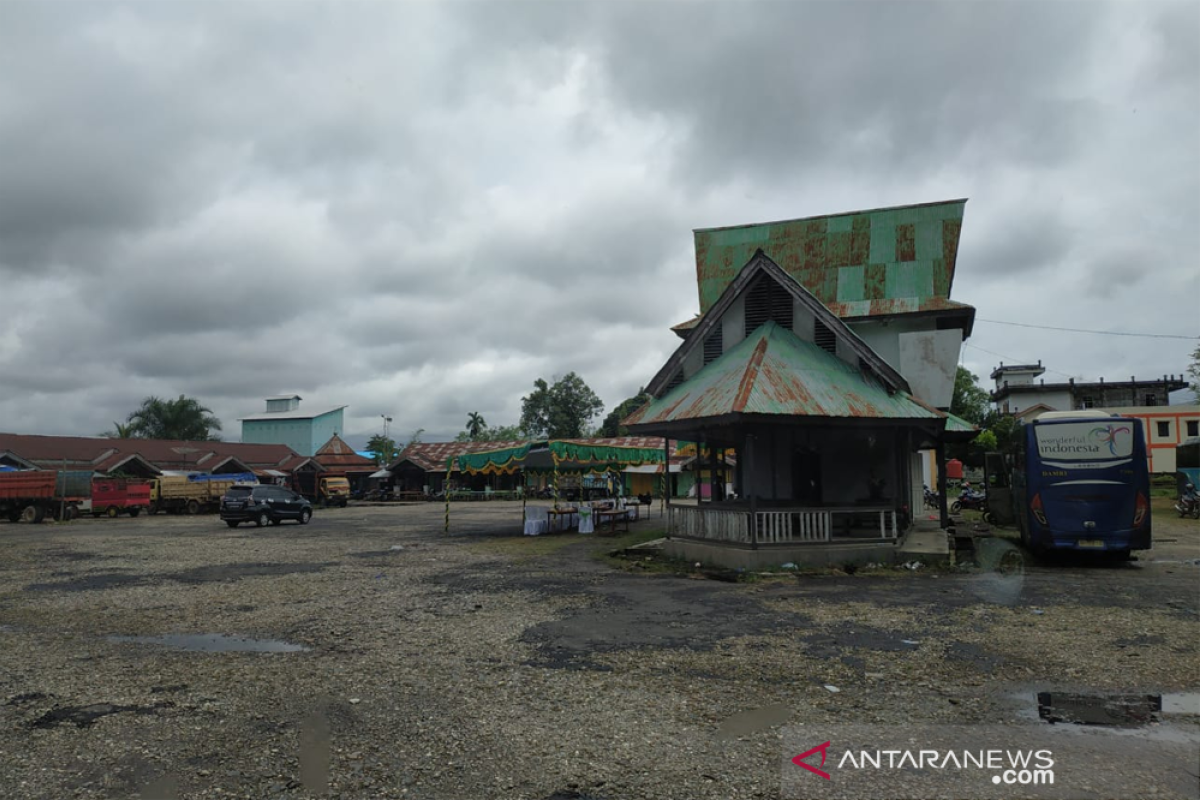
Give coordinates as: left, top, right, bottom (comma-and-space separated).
991, 363, 1199, 475
991, 362, 1187, 415
240, 396, 347, 457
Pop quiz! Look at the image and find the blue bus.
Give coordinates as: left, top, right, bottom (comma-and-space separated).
1010, 412, 1151, 558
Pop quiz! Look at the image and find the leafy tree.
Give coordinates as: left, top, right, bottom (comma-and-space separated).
972, 430, 998, 452
598, 389, 652, 437
519, 373, 604, 439
465, 412, 487, 440
1188, 342, 1200, 402
403, 428, 424, 451
950, 367, 991, 426
484, 423, 525, 441
455, 423, 524, 443
366, 434, 398, 466
125, 395, 222, 441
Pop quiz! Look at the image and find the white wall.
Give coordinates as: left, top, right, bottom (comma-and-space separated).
1005, 390, 1073, 414
898, 329, 961, 408
848, 318, 931, 373
722, 295, 746, 352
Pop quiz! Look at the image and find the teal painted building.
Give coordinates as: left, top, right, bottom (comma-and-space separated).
239, 395, 348, 457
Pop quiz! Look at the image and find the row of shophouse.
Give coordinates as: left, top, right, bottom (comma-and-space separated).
0, 431, 378, 489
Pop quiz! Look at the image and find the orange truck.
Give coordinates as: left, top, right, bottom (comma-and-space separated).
0, 470, 92, 523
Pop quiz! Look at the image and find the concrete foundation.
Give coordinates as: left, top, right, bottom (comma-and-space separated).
663, 538, 900, 570
662, 521, 951, 571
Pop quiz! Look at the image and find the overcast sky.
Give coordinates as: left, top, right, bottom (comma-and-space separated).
1, 1, 1197, 447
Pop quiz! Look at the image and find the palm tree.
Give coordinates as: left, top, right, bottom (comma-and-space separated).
466, 412, 487, 440
99, 421, 136, 439
125, 395, 222, 441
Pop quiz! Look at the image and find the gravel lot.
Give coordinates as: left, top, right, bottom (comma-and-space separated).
1, 499, 1197, 799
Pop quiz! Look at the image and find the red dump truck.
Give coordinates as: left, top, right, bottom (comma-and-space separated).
90, 478, 152, 518
0, 470, 92, 523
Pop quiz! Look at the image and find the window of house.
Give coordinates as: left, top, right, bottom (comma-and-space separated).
1156, 420, 1170, 438
1187, 420, 1198, 437
1081, 396, 1094, 409
1145, 394, 1157, 407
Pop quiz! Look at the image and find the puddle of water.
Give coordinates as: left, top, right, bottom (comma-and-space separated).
1163, 692, 1200, 716
108, 633, 309, 653
1037, 691, 1160, 726
716, 703, 791, 739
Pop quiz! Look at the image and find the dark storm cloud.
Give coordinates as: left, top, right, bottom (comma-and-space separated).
454, 1, 1099, 185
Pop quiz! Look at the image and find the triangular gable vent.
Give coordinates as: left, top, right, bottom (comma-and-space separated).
744, 274, 793, 337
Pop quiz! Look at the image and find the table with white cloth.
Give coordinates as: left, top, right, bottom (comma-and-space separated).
546, 507, 579, 532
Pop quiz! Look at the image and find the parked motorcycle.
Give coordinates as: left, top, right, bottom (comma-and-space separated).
1176, 483, 1200, 519
923, 485, 941, 510
951, 486, 988, 514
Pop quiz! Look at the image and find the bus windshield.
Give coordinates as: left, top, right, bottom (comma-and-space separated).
1034, 420, 1135, 462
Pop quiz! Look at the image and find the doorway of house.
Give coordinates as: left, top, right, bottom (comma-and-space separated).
792, 448, 822, 504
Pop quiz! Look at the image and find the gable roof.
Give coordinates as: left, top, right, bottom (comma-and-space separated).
693, 198, 969, 316
645, 250, 910, 398
314, 434, 378, 470
626, 321, 942, 432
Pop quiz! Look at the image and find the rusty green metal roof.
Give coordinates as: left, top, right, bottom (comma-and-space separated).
624, 321, 943, 428
943, 411, 979, 434
693, 199, 968, 317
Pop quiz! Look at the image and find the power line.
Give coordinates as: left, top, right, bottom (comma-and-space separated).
962, 343, 1078, 380
975, 318, 1196, 340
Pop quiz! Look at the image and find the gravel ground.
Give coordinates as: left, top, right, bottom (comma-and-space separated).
0, 499, 1197, 799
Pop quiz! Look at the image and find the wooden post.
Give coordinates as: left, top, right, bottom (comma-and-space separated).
551, 451, 560, 510
747, 433, 758, 549
662, 437, 670, 524
936, 442, 949, 528
443, 457, 455, 533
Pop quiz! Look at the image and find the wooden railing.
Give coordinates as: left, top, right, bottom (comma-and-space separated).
668, 505, 899, 545
669, 506, 751, 542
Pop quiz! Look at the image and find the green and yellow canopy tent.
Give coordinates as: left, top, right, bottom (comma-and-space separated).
442, 439, 666, 532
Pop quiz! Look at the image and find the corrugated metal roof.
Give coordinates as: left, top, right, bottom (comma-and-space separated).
625, 321, 943, 427
392, 437, 678, 473
943, 412, 979, 434
692, 199, 968, 318
313, 434, 377, 469
0, 433, 302, 473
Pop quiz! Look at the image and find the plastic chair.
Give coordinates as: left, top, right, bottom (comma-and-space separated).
578, 503, 594, 534
524, 506, 548, 536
